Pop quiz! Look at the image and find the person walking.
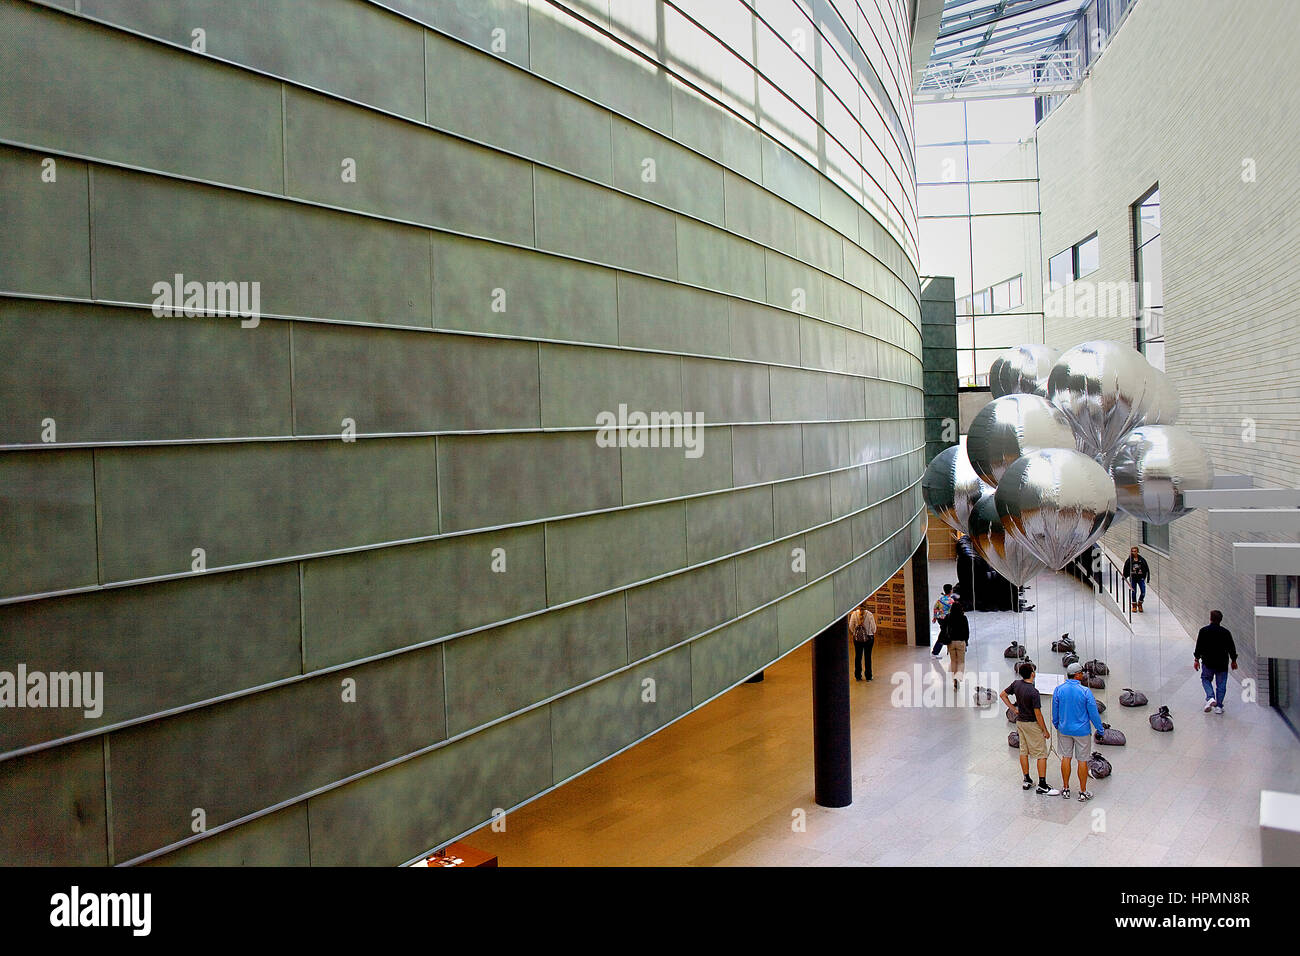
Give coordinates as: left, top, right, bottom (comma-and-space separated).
849, 602, 877, 682
1000, 661, 1059, 795
1194, 609, 1238, 715
931, 584, 956, 657
1122, 546, 1150, 611
1051, 662, 1106, 801
945, 599, 969, 690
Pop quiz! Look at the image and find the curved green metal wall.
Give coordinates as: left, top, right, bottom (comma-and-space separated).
0, 0, 924, 865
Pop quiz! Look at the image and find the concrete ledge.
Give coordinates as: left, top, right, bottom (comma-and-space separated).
1261, 790, 1300, 866
1186, 488, 1300, 508
1255, 607, 1300, 660
1233, 543, 1300, 575
1209, 508, 1300, 534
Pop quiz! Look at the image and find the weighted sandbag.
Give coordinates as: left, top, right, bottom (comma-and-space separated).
1062, 652, 1080, 667
1094, 722, 1126, 746
1008, 730, 1020, 748
1088, 751, 1112, 778
1083, 659, 1110, 676
1119, 688, 1148, 707
974, 686, 996, 707
1095, 698, 1107, 715
1004, 641, 1027, 659
1051, 634, 1075, 653
1006, 706, 1018, 724
1149, 705, 1174, 732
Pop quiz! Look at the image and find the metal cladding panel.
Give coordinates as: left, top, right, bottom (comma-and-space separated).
0, 0, 921, 864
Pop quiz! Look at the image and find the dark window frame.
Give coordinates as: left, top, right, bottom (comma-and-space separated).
1131, 183, 1162, 360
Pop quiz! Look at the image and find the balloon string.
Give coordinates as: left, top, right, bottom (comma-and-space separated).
1159, 554, 1170, 702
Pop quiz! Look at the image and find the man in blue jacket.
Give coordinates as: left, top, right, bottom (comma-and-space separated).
1051, 662, 1106, 801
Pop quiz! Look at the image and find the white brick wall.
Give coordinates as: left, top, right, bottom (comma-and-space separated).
1036, 0, 1300, 701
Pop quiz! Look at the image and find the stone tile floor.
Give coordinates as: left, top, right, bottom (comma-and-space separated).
471, 563, 1300, 866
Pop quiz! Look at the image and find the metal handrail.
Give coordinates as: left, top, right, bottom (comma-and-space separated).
1095, 544, 1133, 620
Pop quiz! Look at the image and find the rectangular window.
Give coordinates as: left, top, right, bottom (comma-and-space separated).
1141, 521, 1169, 553
1048, 249, 1072, 290
1009, 275, 1023, 308
1074, 233, 1100, 277
972, 288, 990, 314
992, 280, 1011, 313
1132, 185, 1164, 369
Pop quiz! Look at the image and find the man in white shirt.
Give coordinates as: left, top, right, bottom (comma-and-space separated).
849, 603, 877, 681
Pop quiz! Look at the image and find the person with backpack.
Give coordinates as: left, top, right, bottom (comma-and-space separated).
944, 599, 969, 689
1194, 609, 1238, 715
1000, 661, 1059, 795
1051, 662, 1106, 801
931, 584, 956, 657
849, 602, 876, 682
1122, 546, 1150, 611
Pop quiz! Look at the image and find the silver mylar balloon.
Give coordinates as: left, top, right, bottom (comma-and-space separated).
1111, 425, 1214, 524
968, 492, 1047, 586
1046, 341, 1158, 468
989, 344, 1060, 399
995, 448, 1118, 570
1143, 367, 1181, 425
922, 441, 991, 535
966, 394, 1077, 487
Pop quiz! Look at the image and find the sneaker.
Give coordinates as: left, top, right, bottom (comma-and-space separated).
1078, 791, 1093, 802
1061, 788, 1071, 799
1214, 705, 1224, 715
1203, 699, 1214, 713
1022, 778, 1033, 791
1035, 783, 1060, 796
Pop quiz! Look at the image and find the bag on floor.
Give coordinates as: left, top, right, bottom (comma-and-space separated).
1062, 652, 1080, 667
1094, 722, 1126, 746
1149, 705, 1174, 732
973, 686, 996, 707
1008, 730, 1020, 748
1088, 751, 1112, 778
1051, 634, 1075, 652
1119, 687, 1148, 707
1083, 659, 1110, 676
1004, 641, 1027, 659
1095, 698, 1107, 714
1084, 674, 1106, 689
1006, 706, 1018, 724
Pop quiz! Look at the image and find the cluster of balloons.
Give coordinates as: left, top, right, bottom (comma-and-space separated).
923, 341, 1215, 586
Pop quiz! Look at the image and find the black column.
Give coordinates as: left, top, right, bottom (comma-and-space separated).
812, 616, 852, 808
910, 543, 930, 646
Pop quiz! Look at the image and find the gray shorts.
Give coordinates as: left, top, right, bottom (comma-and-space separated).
1055, 731, 1091, 760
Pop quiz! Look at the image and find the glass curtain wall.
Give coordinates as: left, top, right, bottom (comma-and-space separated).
1266, 576, 1300, 739
916, 97, 1044, 387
